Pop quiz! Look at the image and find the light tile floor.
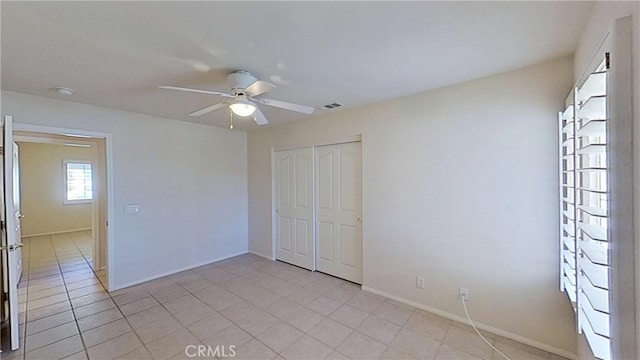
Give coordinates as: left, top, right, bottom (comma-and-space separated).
3, 231, 568, 360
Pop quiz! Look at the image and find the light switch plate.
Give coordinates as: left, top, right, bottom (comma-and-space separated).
124, 204, 140, 214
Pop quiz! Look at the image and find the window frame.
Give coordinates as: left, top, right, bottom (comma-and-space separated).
63, 159, 93, 205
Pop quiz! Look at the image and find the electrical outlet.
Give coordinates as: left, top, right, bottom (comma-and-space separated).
459, 287, 470, 301
416, 276, 425, 289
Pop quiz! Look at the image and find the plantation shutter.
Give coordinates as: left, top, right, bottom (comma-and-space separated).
560, 56, 611, 360
574, 59, 610, 360
560, 17, 635, 360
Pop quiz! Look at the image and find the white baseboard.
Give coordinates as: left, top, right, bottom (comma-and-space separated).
22, 228, 92, 238
361, 286, 577, 360
248, 250, 274, 260
111, 250, 249, 291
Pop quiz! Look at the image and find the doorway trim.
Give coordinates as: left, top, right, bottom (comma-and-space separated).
12, 123, 115, 291
272, 135, 361, 153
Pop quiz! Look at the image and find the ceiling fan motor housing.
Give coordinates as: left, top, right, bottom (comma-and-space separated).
228, 70, 257, 95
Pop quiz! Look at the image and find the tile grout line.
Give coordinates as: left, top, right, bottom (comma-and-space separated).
190, 265, 295, 358
17, 235, 32, 360
144, 284, 216, 357
17, 243, 560, 360
62, 231, 151, 360
19, 233, 96, 358
197, 262, 353, 359
218, 260, 461, 360
21, 235, 71, 357
245, 263, 353, 357
336, 303, 415, 359
432, 318, 453, 360
51, 233, 90, 360
143, 263, 311, 358
103, 285, 155, 358
20, 236, 67, 356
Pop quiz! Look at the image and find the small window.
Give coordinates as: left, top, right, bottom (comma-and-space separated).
64, 161, 93, 204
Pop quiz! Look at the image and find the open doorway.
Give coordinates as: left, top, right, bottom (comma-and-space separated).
14, 131, 109, 286
1, 117, 114, 353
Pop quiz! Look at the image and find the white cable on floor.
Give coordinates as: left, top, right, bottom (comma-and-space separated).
461, 297, 512, 360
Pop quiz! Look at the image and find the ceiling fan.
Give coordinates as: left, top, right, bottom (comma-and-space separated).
159, 70, 315, 127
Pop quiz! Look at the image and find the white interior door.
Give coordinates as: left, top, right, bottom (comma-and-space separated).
315, 142, 362, 284
1, 115, 23, 351
275, 148, 314, 270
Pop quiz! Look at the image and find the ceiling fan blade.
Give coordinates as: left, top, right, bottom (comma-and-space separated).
255, 98, 315, 115
159, 85, 232, 97
253, 108, 269, 125
188, 102, 227, 117
245, 80, 275, 97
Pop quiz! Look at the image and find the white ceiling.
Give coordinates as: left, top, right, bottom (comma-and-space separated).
1, 1, 594, 131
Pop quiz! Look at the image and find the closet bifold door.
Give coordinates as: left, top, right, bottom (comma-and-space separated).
274, 148, 315, 270
574, 58, 610, 360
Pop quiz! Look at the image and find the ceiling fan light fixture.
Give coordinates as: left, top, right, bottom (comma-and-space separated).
229, 99, 256, 117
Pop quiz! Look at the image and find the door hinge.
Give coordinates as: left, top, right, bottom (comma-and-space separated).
0, 220, 4, 230
605, 52, 610, 69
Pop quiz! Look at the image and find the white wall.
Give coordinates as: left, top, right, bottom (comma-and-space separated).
573, 3, 639, 359
2, 91, 248, 289
248, 57, 576, 354
18, 142, 93, 236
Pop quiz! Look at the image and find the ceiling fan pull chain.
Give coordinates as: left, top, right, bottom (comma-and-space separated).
229, 108, 234, 130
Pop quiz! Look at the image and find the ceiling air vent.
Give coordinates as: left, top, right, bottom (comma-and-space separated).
323, 102, 342, 110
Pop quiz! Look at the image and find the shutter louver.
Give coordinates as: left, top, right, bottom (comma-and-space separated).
559, 97, 577, 312
560, 58, 611, 360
